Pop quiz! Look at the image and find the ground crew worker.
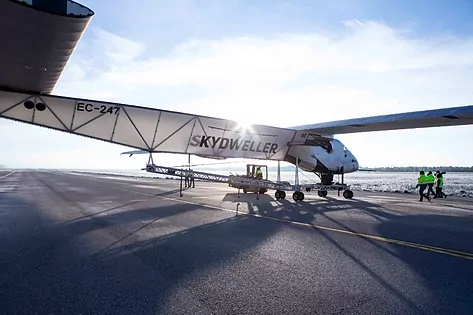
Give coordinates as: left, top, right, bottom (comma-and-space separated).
416, 171, 431, 202
255, 167, 263, 179
189, 169, 195, 188
426, 171, 435, 197
435, 171, 447, 199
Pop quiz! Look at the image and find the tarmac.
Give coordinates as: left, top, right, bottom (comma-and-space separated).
1, 170, 473, 314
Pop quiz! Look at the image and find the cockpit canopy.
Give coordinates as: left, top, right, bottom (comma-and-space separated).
303, 134, 333, 153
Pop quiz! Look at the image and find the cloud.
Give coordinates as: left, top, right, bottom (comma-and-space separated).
4, 20, 473, 168
93, 28, 146, 64
57, 21, 473, 122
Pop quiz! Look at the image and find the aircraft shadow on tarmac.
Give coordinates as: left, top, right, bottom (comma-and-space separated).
2, 192, 473, 314
221, 192, 402, 225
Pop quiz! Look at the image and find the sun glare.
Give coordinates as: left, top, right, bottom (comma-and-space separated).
236, 121, 253, 134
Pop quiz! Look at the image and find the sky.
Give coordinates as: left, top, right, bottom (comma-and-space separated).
2, 0, 473, 170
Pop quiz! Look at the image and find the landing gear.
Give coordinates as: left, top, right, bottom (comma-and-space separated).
343, 190, 354, 199
312, 171, 354, 199
293, 191, 304, 201
272, 159, 353, 202
321, 173, 334, 185
292, 157, 304, 202
275, 190, 286, 200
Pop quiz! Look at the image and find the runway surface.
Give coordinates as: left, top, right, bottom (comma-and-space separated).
1, 170, 473, 314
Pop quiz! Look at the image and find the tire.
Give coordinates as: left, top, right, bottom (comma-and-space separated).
293, 191, 304, 201
343, 190, 353, 199
299, 191, 304, 201
318, 190, 328, 197
280, 190, 286, 199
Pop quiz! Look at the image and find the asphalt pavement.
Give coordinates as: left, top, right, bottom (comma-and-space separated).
1, 170, 473, 314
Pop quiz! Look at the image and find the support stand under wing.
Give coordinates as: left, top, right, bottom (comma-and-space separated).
143, 161, 353, 201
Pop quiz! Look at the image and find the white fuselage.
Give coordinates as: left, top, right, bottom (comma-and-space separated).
284, 139, 359, 174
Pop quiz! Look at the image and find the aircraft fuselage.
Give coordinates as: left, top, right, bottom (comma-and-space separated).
284, 139, 359, 175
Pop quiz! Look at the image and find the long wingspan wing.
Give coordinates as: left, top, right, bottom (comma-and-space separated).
0, 90, 298, 160
291, 105, 473, 135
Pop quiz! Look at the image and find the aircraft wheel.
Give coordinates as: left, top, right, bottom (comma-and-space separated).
343, 190, 353, 199
243, 188, 247, 193
318, 190, 328, 198
280, 190, 286, 199
293, 191, 304, 201
275, 190, 281, 199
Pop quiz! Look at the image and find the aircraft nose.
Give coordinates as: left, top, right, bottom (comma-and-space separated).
351, 157, 359, 171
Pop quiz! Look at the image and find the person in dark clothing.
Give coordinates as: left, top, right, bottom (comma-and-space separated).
189, 169, 195, 188
434, 171, 447, 199
184, 170, 190, 188
416, 171, 431, 202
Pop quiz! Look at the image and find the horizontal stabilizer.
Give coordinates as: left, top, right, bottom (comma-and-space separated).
121, 150, 150, 156
196, 154, 227, 160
